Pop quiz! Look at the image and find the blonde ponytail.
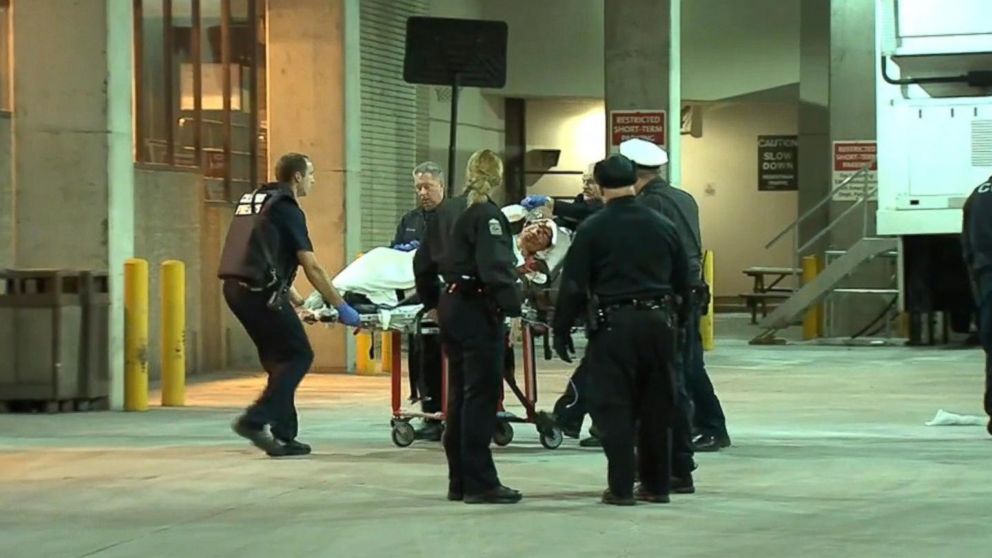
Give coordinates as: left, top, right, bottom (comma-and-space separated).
464, 149, 504, 206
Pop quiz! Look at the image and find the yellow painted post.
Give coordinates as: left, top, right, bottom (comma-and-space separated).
701, 250, 716, 351
161, 260, 186, 406
124, 259, 149, 411
380, 332, 394, 374
802, 256, 820, 340
356, 332, 375, 375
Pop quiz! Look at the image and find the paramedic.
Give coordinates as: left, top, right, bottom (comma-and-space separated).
552, 153, 690, 505
220, 153, 361, 457
414, 149, 523, 504
960, 174, 992, 437
393, 161, 447, 441
622, 138, 731, 459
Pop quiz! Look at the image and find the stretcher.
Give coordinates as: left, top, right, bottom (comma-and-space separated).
303, 298, 564, 449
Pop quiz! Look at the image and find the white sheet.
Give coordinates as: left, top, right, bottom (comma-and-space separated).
331, 247, 415, 306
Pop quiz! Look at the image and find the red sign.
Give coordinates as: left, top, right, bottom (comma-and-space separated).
833, 141, 877, 171
610, 110, 666, 150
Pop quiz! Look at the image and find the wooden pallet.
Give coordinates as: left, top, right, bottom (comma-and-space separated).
0, 397, 110, 414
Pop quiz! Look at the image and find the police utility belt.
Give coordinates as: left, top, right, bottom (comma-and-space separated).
589, 295, 675, 333
443, 275, 486, 296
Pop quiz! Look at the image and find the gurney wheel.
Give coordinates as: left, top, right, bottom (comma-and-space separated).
539, 426, 564, 450
391, 421, 416, 447
492, 422, 514, 447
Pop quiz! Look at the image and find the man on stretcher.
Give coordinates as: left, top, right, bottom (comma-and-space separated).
300, 205, 571, 320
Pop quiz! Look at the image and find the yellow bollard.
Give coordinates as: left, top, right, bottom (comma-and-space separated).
700, 250, 716, 351
380, 332, 394, 374
124, 259, 149, 411
356, 331, 375, 375
802, 255, 821, 340
161, 260, 186, 406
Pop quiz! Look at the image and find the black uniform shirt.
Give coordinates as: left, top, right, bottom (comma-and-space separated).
445, 199, 522, 317
638, 178, 703, 284
260, 183, 313, 282
393, 207, 431, 245
553, 196, 690, 332
414, 195, 468, 309
553, 194, 603, 231
962, 175, 992, 280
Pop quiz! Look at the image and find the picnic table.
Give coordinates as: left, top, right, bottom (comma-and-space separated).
740, 266, 799, 324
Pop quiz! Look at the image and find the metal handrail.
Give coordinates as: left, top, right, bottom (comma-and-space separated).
765, 160, 876, 250
797, 185, 877, 254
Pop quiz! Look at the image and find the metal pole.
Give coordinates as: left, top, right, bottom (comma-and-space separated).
862, 171, 869, 238
447, 74, 461, 198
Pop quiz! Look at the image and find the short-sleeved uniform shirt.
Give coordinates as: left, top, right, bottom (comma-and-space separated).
259, 183, 314, 283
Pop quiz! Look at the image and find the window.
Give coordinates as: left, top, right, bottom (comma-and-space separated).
0, 0, 11, 111
134, 0, 267, 202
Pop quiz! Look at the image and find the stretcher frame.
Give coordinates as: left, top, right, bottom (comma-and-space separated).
372, 307, 563, 449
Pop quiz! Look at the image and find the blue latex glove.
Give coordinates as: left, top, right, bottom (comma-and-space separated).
520, 195, 549, 210
392, 240, 420, 252
336, 303, 362, 327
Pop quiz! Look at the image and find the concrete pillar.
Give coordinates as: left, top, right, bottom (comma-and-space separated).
13, 1, 134, 408
604, 0, 680, 183
797, 0, 831, 251
828, 0, 883, 336
269, 0, 348, 372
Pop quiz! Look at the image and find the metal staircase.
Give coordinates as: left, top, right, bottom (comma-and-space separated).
751, 161, 895, 344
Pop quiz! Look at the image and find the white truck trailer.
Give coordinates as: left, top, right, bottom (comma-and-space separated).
875, 0, 992, 339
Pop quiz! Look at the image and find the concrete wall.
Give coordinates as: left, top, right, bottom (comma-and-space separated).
481, 0, 604, 99
0, 115, 11, 269
269, 0, 348, 373
133, 167, 204, 380
523, 99, 605, 197
13, 1, 114, 269
477, 0, 799, 102
682, 101, 799, 297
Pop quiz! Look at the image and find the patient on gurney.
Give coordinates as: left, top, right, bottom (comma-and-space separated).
302, 206, 570, 322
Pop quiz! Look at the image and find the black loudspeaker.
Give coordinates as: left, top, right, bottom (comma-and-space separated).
403, 17, 508, 196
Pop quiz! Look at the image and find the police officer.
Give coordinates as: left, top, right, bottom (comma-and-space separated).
219, 152, 362, 457
553, 154, 690, 505
393, 161, 447, 441
621, 138, 731, 457
520, 167, 605, 447
960, 174, 992, 437
414, 149, 523, 504
521, 163, 604, 231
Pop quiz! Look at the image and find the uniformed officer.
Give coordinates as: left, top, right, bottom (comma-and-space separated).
960, 174, 992, 437
621, 138, 731, 458
553, 154, 690, 505
520, 166, 605, 447
521, 163, 604, 231
393, 161, 447, 441
414, 149, 523, 504
219, 152, 362, 457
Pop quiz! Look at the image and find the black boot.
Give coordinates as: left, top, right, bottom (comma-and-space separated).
464, 486, 523, 504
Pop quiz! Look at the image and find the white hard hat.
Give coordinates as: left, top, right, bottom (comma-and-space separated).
619, 138, 669, 168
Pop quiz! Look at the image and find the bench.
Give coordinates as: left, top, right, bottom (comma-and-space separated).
741, 267, 800, 324
741, 291, 792, 324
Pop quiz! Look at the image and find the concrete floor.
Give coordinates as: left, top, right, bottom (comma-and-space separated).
1, 315, 990, 558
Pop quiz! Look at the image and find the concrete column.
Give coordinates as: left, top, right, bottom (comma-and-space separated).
828, 0, 883, 336
269, 0, 348, 372
13, 1, 134, 408
343, 0, 362, 371
797, 0, 831, 251
604, 0, 678, 182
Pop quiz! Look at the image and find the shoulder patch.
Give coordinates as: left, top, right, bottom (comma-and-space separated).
488, 218, 503, 236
